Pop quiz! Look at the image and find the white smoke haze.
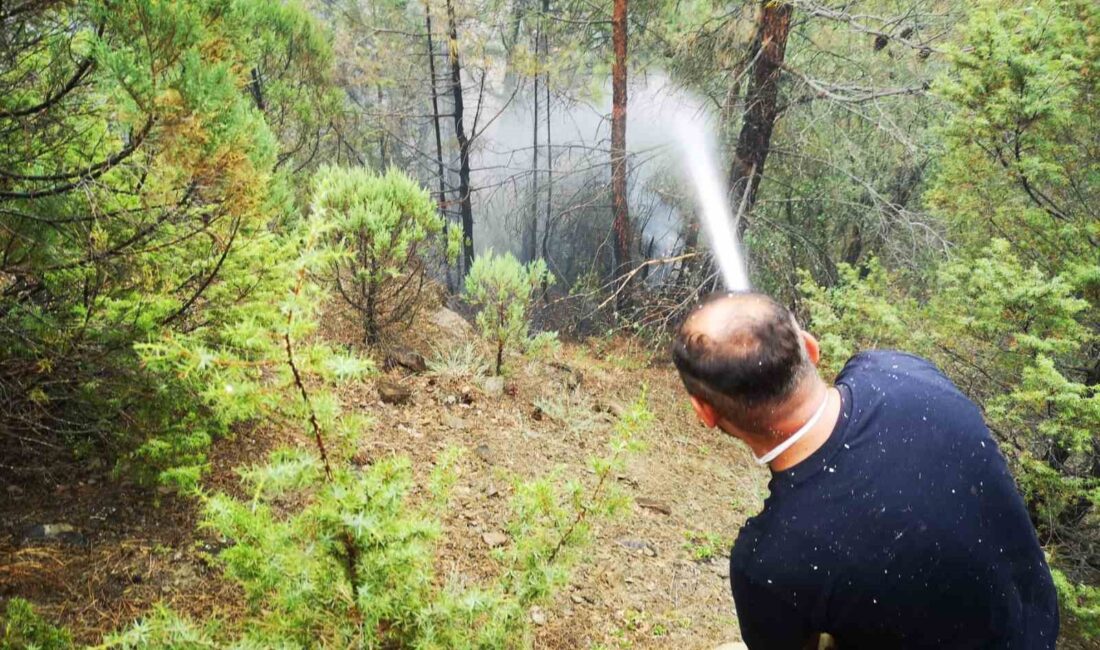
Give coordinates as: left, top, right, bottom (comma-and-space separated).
435, 69, 725, 283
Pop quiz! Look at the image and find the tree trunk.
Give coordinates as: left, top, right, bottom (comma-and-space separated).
540, 0, 553, 298
424, 0, 453, 288
523, 21, 540, 263
610, 0, 631, 301
445, 0, 475, 277
729, 1, 793, 239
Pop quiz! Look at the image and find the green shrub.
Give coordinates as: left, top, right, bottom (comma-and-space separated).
105, 393, 651, 648
314, 166, 459, 345
464, 252, 554, 375
1, 599, 71, 650
0, 0, 340, 488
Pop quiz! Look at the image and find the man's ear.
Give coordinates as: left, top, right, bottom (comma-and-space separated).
690, 395, 719, 428
801, 330, 821, 366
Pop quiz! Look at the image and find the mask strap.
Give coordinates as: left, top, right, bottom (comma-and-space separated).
754, 391, 831, 466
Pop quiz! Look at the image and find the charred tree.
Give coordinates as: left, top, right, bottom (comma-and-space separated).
523, 17, 540, 263
610, 0, 632, 302
729, 1, 793, 238
423, 0, 452, 285
540, 0, 553, 267
445, 0, 475, 277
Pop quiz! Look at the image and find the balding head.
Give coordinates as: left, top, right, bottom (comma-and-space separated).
672, 292, 813, 432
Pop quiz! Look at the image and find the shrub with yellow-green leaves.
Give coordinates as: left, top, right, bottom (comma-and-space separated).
314, 166, 460, 345
464, 252, 555, 375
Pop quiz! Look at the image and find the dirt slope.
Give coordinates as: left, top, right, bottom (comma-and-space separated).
1, 336, 767, 648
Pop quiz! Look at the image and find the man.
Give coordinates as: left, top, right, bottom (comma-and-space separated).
672, 292, 1059, 649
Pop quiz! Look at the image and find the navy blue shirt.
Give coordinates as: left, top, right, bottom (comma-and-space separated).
730, 351, 1059, 649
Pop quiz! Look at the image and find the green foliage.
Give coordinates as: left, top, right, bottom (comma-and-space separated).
1052, 569, 1100, 638
106, 392, 651, 648
464, 252, 555, 375
131, 217, 374, 491
929, 0, 1098, 266
524, 331, 562, 360
682, 531, 728, 562
1, 599, 72, 650
0, 0, 345, 486
314, 166, 457, 344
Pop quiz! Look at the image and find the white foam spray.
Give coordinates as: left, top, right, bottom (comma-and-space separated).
674, 117, 751, 292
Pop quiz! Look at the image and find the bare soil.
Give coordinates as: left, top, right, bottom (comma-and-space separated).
1, 331, 766, 648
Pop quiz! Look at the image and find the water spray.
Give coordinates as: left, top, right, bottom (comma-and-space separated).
674, 117, 751, 292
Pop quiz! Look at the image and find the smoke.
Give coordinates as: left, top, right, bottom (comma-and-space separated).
441, 70, 720, 281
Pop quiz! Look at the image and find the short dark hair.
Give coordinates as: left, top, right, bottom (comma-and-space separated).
671, 292, 810, 429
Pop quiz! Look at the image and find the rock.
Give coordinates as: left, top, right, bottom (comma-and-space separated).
480, 376, 504, 397
595, 401, 624, 417
378, 380, 412, 405
473, 444, 493, 463
442, 413, 467, 431
427, 307, 474, 342
617, 538, 657, 557
482, 531, 509, 548
713, 644, 749, 650
20, 523, 86, 547
615, 474, 639, 488
384, 346, 427, 374
6, 485, 23, 497
636, 497, 672, 516
550, 362, 583, 390
529, 606, 547, 626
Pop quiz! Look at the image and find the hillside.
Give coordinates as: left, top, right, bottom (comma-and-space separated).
2, 309, 765, 649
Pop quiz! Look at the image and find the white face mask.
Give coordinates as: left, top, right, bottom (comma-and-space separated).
754, 391, 831, 466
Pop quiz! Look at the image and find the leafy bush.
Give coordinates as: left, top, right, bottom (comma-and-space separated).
106, 393, 651, 648
315, 166, 459, 345
464, 252, 555, 375
0, 0, 340, 486
1, 599, 71, 650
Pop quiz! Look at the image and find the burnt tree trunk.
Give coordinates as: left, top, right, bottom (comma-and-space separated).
729, 1, 792, 239
424, 0, 452, 287
540, 0, 553, 296
446, 0, 475, 277
610, 0, 631, 302
523, 18, 540, 263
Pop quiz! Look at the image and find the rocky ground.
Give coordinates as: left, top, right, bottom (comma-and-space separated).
0, 306, 768, 648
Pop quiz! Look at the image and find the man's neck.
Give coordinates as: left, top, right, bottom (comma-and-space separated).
743, 380, 842, 472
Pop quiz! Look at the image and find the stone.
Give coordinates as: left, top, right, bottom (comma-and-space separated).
617, 538, 657, 557
713, 644, 749, 650
480, 376, 505, 397
482, 531, 508, 548
427, 307, 474, 342
442, 414, 467, 431
378, 380, 412, 405
384, 346, 427, 374
6, 484, 24, 497
473, 444, 493, 463
595, 401, 624, 417
636, 497, 672, 516
20, 523, 86, 547
529, 606, 547, 626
